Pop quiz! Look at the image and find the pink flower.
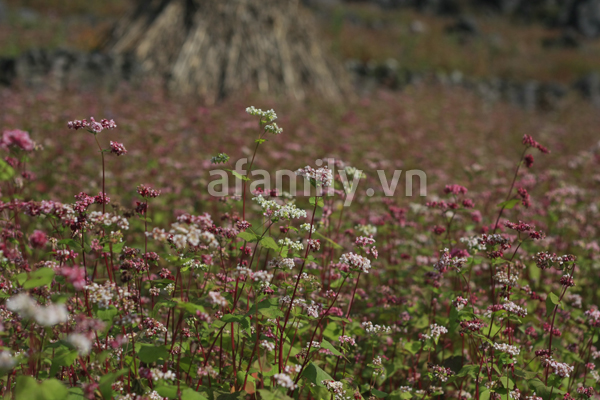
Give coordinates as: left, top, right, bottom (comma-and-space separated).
110, 141, 127, 156
29, 230, 48, 249
1, 130, 34, 152
58, 265, 87, 291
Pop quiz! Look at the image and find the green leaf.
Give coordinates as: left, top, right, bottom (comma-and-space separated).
0, 159, 15, 181
309, 197, 324, 208
238, 231, 258, 242
546, 294, 559, 318
528, 378, 555, 400
181, 388, 209, 400
41, 379, 70, 400
67, 387, 85, 400
455, 364, 479, 378
221, 314, 251, 330
49, 349, 79, 377
57, 239, 82, 249
301, 362, 333, 387
320, 339, 344, 357
232, 171, 250, 182
497, 199, 520, 209
137, 344, 169, 363
313, 232, 343, 250
156, 384, 179, 399
255, 139, 266, 144
403, 341, 421, 355
257, 389, 294, 400
479, 389, 491, 400
15, 376, 69, 400
23, 267, 55, 289
98, 368, 128, 400
215, 391, 247, 400
260, 236, 280, 251
96, 306, 118, 323
247, 298, 284, 319
372, 389, 388, 398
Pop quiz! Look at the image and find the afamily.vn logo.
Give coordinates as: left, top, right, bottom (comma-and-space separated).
207, 157, 426, 206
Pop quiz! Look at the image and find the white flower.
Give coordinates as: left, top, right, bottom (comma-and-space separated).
493, 342, 520, 357
362, 321, 391, 334
207, 291, 228, 307
260, 340, 275, 352
246, 106, 277, 123
0, 350, 15, 369
278, 238, 304, 252
34, 303, 68, 327
300, 223, 316, 233
6, 294, 37, 319
274, 373, 297, 389
340, 252, 371, 273
265, 123, 283, 135
67, 333, 92, 356
296, 166, 333, 188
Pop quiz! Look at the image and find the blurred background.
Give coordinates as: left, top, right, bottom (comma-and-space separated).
2, 0, 600, 107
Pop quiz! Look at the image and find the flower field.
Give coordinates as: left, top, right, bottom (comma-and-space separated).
0, 80, 599, 400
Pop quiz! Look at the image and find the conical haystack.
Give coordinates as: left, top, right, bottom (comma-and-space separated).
105, 0, 350, 102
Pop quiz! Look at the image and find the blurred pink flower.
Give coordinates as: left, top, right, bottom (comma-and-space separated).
1, 130, 34, 152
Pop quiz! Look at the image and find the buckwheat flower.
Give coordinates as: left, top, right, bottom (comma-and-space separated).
363, 321, 392, 334
444, 184, 468, 195
503, 300, 527, 317
524, 393, 543, 400
260, 340, 275, 352
164, 283, 175, 295
34, 303, 69, 327
452, 296, 469, 311
541, 357, 574, 377
265, 123, 283, 135
339, 335, 356, 346
509, 389, 521, 399
151, 368, 176, 381
137, 184, 161, 198
306, 301, 320, 318
207, 291, 228, 307
274, 203, 307, 220
29, 230, 48, 248
58, 265, 87, 291
279, 258, 295, 270
296, 165, 333, 188
274, 373, 297, 389
493, 342, 520, 357
147, 391, 164, 400
67, 333, 92, 356
110, 141, 127, 156
429, 324, 448, 339
340, 252, 371, 273
322, 380, 345, 398
494, 270, 519, 287
278, 238, 304, 252
1, 129, 35, 152
86, 281, 116, 308
344, 166, 366, 180
0, 351, 15, 369
245, 106, 277, 123
6, 293, 38, 319
355, 224, 377, 236
253, 270, 273, 286
300, 223, 316, 233
307, 239, 320, 252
